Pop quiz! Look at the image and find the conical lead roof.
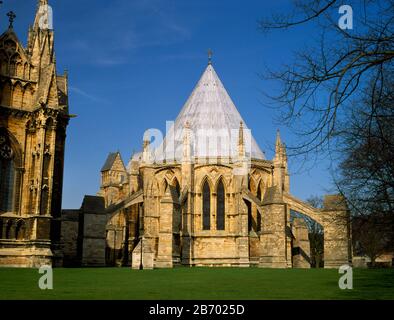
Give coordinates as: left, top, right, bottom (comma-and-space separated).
154, 63, 265, 162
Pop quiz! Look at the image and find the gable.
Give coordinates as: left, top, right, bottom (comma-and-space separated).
101, 152, 126, 172
0, 30, 32, 79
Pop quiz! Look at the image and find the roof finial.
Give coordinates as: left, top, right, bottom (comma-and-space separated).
7, 11, 16, 29
208, 48, 213, 65
276, 129, 281, 145
238, 121, 245, 158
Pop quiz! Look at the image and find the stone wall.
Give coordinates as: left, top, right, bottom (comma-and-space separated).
61, 210, 79, 267
0, 240, 52, 267
259, 187, 288, 268
192, 236, 239, 266
323, 195, 352, 268
292, 218, 311, 268
61, 196, 107, 267
79, 196, 107, 267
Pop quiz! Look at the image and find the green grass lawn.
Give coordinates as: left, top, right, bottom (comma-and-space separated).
0, 267, 393, 300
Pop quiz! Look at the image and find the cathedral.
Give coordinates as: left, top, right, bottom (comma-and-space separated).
0, 0, 69, 267
79, 61, 351, 269
0, 1, 352, 269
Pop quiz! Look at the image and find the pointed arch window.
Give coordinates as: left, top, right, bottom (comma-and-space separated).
257, 183, 262, 232
0, 133, 15, 213
202, 180, 210, 230
173, 179, 180, 198
248, 179, 254, 232
1, 82, 12, 106
15, 220, 26, 240
216, 180, 225, 230
247, 201, 252, 232
5, 220, 13, 239
172, 178, 182, 232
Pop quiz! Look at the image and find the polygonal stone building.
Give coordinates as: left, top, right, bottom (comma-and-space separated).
71, 62, 352, 269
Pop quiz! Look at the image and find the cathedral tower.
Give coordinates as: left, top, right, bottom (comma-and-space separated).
0, 1, 70, 267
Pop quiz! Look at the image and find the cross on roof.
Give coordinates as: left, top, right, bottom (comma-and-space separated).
7, 11, 16, 28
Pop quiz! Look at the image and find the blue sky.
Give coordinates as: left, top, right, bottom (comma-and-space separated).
3, 0, 340, 208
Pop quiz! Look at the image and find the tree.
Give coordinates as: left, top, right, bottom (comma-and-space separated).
352, 214, 394, 267
260, 1, 394, 224
339, 85, 394, 264
335, 75, 394, 217
260, 0, 394, 156
306, 196, 324, 267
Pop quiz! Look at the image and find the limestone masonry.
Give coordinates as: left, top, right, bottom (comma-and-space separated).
0, 0, 69, 267
0, 1, 352, 269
